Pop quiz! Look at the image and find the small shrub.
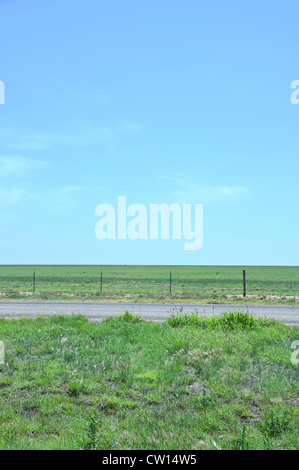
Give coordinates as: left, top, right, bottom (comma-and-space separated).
117, 311, 144, 323
216, 310, 261, 330
196, 388, 217, 410
81, 416, 99, 450
257, 408, 290, 437
233, 424, 252, 450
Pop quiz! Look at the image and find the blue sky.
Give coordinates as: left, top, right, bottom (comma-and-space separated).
0, 0, 298, 265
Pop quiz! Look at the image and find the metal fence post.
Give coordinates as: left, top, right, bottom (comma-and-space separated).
243, 269, 246, 297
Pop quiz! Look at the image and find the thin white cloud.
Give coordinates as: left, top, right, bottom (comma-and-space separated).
0, 121, 143, 151
0, 154, 107, 208
0, 185, 29, 207
0, 156, 48, 207
0, 155, 48, 178
0, 183, 106, 209
159, 172, 249, 204
47, 185, 108, 206
0, 127, 111, 151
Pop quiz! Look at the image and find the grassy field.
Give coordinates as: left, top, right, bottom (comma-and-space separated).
0, 311, 298, 450
0, 265, 298, 304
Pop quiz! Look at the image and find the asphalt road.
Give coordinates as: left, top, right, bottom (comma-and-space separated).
0, 301, 298, 325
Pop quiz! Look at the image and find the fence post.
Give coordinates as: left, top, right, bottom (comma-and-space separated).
33, 271, 36, 293
243, 269, 246, 298
170, 271, 172, 295
100, 270, 103, 294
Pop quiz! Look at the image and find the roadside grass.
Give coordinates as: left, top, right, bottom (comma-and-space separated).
0, 311, 298, 450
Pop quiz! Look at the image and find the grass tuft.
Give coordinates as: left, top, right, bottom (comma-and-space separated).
166, 309, 271, 330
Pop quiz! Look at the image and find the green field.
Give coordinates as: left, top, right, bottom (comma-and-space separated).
0, 312, 298, 450
0, 265, 298, 303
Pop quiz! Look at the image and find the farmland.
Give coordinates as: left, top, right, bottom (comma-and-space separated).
0, 265, 298, 304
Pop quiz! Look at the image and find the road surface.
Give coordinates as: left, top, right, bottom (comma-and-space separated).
0, 301, 298, 324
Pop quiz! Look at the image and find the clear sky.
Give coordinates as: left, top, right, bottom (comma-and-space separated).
0, 0, 298, 265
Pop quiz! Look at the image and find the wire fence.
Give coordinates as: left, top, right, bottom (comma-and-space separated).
0, 266, 298, 300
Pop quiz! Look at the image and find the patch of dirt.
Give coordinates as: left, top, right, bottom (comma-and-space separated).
226, 294, 299, 302
1, 291, 298, 303
23, 406, 40, 418
0, 291, 33, 297
188, 382, 211, 396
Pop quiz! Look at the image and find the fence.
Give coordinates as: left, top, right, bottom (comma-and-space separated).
0, 266, 298, 300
